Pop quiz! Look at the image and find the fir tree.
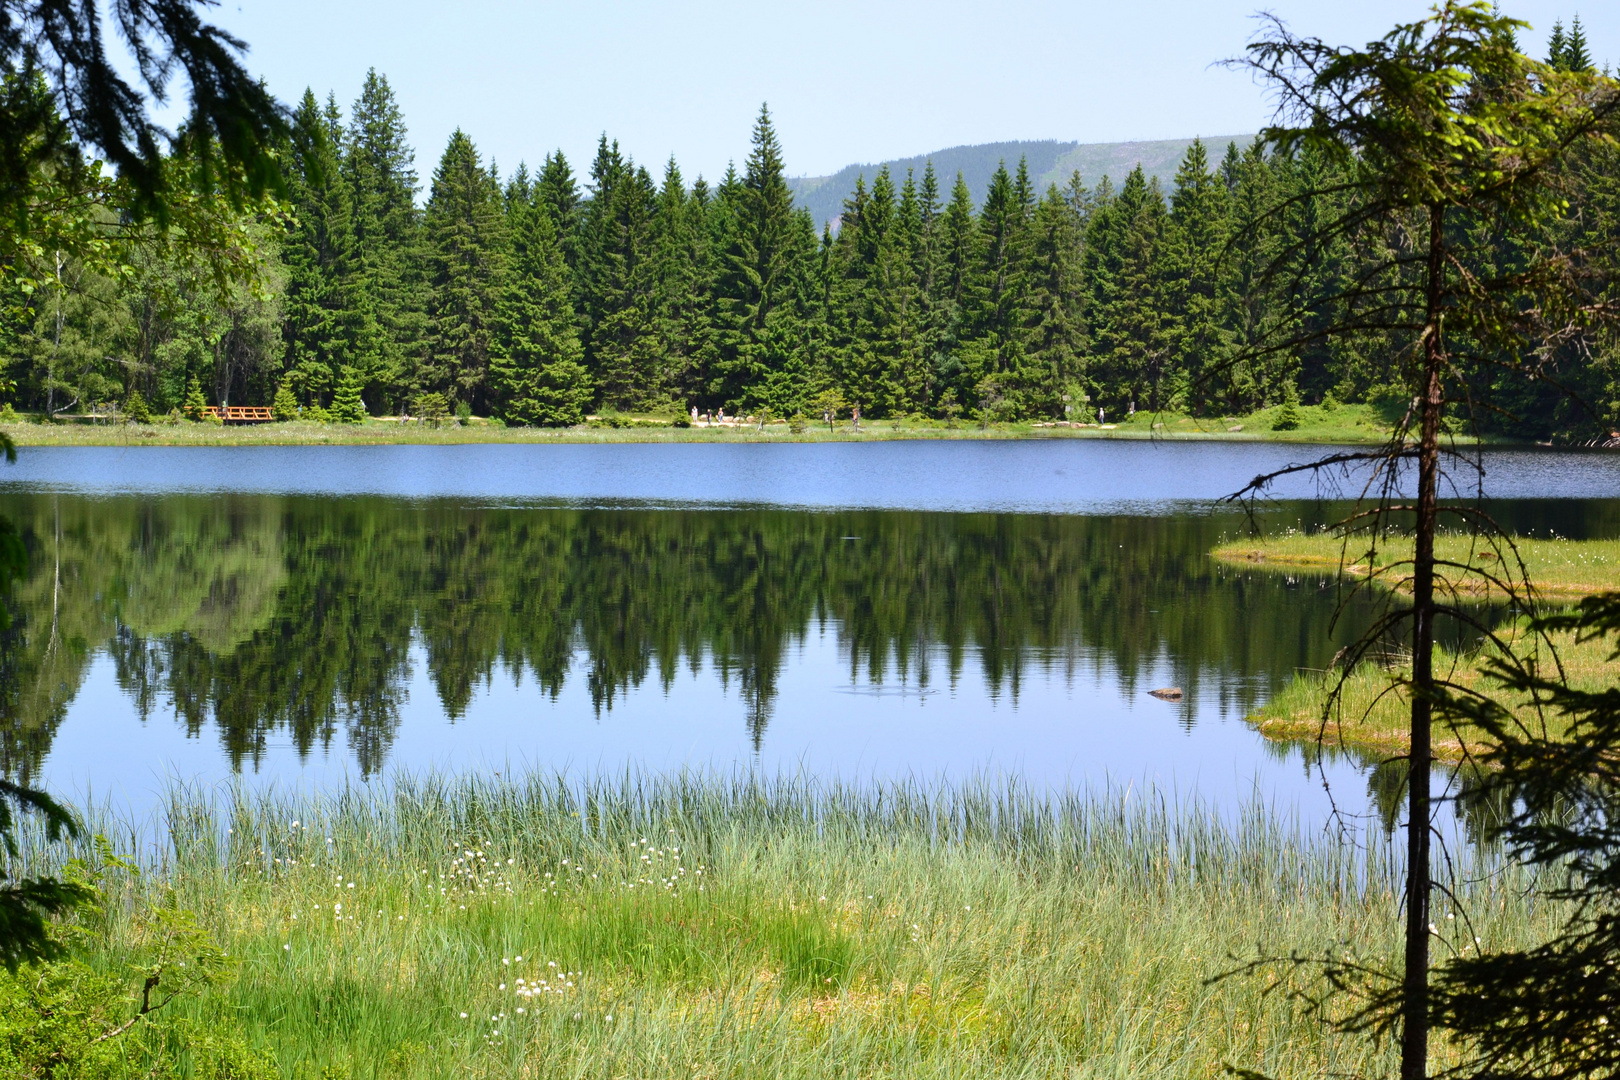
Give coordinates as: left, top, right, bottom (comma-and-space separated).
1022, 185, 1087, 416
975, 160, 1035, 416
1163, 138, 1231, 414
282, 90, 379, 410
934, 171, 985, 411
182, 375, 209, 421
423, 129, 507, 412
346, 70, 425, 407
272, 382, 298, 421
492, 188, 592, 426
330, 365, 369, 422
711, 104, 813, 412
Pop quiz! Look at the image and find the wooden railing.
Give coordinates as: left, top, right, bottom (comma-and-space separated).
203, 406, 275, 423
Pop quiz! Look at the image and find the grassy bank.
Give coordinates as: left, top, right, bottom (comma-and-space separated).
1212, 532, 1620, 598
1, 773, 1549, 1078
1249, 626, 1614, 760
0, 401, 1397, 447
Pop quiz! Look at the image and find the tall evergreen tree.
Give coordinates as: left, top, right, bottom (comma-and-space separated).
423, 130, 507, 411
933, 171, 985, 411
1162, 138, 1231, 414
1022, 184, 1088, 417
974, 159, 1036, 416
711, 104, 813, 413
492, 188, 591, 426
282, 90, 379, 410
346, 70, 425, 409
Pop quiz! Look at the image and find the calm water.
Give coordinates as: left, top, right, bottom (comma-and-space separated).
3, 442, 1618, 827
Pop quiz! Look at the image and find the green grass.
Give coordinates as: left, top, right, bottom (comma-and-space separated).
1213, 532, 1620, 598
1, 772, 1558, 1078
1250, 625, 1615, 760
0, 402, 1399, 447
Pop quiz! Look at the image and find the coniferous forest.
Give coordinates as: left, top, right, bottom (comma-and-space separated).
6, 23, 1618, 440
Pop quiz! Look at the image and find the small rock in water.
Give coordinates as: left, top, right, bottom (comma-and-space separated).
1148, 687, 1184, 702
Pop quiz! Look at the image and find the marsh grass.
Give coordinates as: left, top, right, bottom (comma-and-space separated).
3, 773, 1555, 1078
1212, 532, 1620, 598
1250, 624, 1615, 760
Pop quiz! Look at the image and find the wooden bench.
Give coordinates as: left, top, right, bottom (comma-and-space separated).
203, 406, 276, 424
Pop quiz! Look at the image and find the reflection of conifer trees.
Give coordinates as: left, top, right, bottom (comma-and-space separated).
3, 493, 1612, 781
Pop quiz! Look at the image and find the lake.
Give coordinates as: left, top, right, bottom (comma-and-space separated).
3, 441, 1618, 829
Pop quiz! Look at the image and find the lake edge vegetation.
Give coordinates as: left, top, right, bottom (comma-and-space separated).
0, 772, 1562, 1079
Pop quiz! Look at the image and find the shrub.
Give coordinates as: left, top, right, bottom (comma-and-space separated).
181, 377, 209, 422
271, 384, 298, 422
1272, 382, 1302, 431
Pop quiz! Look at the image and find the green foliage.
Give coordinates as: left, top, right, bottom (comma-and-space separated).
1423, 592, 1620, 1076
180, 377, 208, 422
1271, 381, 1301, 430
123, 391, 151, 424
411, 391, 449, 425
271, 383, 298, 422
329, 366, 368, 423
424, 130, 506, 412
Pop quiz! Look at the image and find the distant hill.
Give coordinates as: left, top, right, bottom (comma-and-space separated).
788, 135, 1255, 230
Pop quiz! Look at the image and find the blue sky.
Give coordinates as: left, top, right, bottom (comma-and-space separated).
193, 0, 1612, 185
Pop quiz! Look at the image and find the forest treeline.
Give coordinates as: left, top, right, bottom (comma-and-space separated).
5, 23, 1616, 437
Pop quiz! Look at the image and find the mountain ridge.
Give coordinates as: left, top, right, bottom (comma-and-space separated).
788, 135, 1255, 229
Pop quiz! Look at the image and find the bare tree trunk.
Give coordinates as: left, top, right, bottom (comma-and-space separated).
1401, 202, 1445, 1080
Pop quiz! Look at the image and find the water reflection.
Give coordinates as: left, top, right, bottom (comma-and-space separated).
1, 493, 1615, 800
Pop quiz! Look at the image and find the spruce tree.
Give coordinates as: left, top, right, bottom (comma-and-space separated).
974, 160, 1035, 417
1546, 20, 1567, 70
1022, 185, 1087, 417
1563, 15, 1593, 73
283, 90, 380, 411
584, 155, 662, 409
272, 382, 299, 421
935, 171, 985, 412
649, 157, 711, 405
346, 70, 426, 407
536, 151, 582, 272
1163, 138, 1231, 414
492, 187, 592, 426
330, 365, 369, 423
711, 104, 812, 411
423, 129, 507, 412
123, 389, 151, 423
182, 375, 209, 421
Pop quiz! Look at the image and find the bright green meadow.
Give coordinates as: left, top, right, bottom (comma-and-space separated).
0, 774, 1552, 1078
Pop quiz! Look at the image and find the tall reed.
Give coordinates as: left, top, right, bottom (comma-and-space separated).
7, 770, 1553, 1078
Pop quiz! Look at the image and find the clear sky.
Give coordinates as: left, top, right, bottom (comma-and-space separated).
193, 0, 1612, 186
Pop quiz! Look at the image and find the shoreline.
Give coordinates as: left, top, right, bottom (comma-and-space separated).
0, 413, 1484, 449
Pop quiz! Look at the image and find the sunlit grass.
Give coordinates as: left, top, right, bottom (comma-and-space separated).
1212, 531, 1620, 598
1250, 623, 1615, 760
0, 401, 1397, 447
4, 772, 1558, 1078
